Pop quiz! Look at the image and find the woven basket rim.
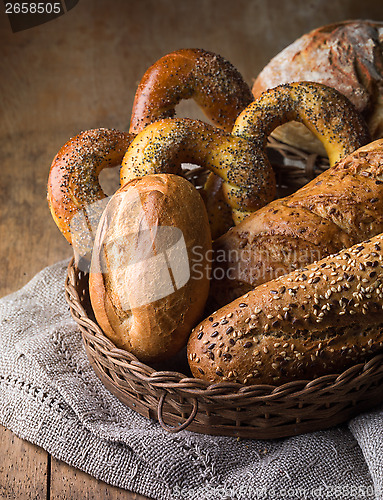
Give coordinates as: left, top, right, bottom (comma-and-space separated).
65, 258, 383, 400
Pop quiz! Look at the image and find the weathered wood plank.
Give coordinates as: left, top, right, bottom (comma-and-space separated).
0, 425, 48, 500
50, 457, 150, 500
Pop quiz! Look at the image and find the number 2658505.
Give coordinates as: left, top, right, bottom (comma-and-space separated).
5, 3, 62, 14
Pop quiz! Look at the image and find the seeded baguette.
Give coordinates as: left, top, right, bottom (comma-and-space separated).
187, 233, 383, 386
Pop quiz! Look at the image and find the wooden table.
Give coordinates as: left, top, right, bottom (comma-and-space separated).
1, 1, 382, 498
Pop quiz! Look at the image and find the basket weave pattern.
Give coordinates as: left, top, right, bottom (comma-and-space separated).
64, 141, 383, 439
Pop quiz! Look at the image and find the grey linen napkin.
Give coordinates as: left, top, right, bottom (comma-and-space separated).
0, 260, 382, 500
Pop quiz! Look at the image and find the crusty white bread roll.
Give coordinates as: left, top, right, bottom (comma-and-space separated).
252, 20, 383, 155
89, 174, 211, 363
188, 232, 383, 386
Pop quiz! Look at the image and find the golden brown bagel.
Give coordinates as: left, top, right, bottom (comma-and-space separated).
120, 118, 276, 227
47, 128, 134, 248
234, 81, 370, 167
130, 48, 253, 134
252, 20, 383, 155
89, 174, 211, 363
188, 232, 383, 386
210, 139, 383, 308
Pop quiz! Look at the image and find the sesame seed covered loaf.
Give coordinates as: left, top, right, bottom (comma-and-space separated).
210, 138, 383, 308
187, 233, 383, 386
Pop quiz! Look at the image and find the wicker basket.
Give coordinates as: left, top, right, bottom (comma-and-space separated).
64, 139, 383, 439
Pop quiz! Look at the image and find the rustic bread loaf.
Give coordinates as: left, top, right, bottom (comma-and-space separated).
252, 20, 383, 155
188, 232, 383, 385
89, 174, 211, 363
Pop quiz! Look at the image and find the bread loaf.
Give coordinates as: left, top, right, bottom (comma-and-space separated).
210, 139, 383, 308
89, 174, 211, 363
252, 20, 383, 155
188, 232, 383, 386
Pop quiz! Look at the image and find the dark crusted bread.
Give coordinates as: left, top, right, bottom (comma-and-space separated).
188, 232, 383, 386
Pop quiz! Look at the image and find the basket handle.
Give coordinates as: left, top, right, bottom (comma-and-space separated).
157, 392, 198, 433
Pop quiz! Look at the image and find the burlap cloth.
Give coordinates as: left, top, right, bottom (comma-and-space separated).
1, 260, 382, 499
